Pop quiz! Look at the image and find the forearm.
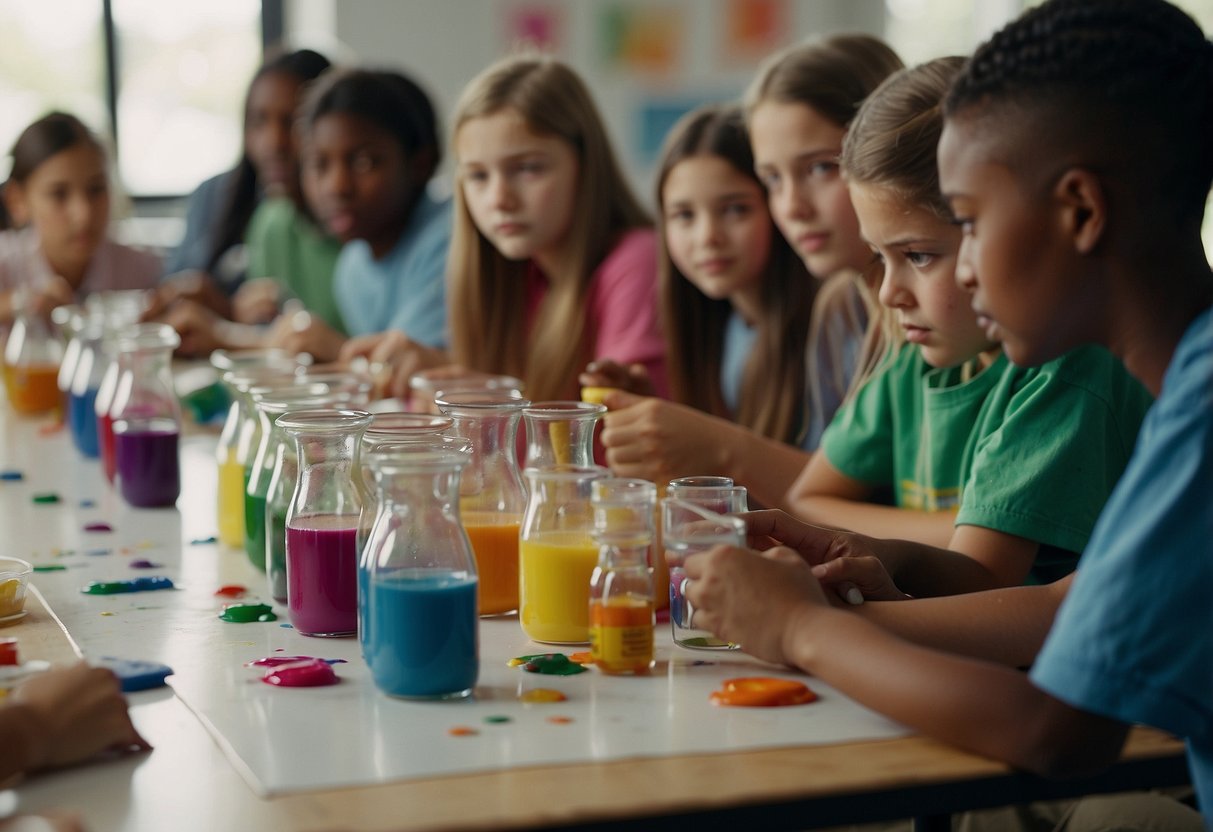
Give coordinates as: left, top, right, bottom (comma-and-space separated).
790, 497, 956, 550
717, 426, 813, 511
0, 705, 45, 783
853, 580, 1065, 667
783, 604, 1125, 775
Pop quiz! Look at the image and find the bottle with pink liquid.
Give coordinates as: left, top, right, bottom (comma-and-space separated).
278, 408, 373, 637
109, 325, 182, 508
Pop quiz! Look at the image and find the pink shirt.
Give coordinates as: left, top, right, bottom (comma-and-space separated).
524, 228, 668, 397
0, 228, 161, 300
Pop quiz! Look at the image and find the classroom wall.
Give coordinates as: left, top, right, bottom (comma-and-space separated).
282, 0, 885, 204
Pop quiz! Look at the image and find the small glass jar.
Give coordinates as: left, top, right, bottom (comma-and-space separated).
278, 408, 373, 637
519, 464, 608, 644
589, 478, 656, 674
110, 325, 182, 508
3, 298, 64, 416
96, 323, 176, 483
66, 320, 107, 458
409, 369, 523, 414
437, 390, 530, 616
361, 447, 479, 699
522, 401, 606, 469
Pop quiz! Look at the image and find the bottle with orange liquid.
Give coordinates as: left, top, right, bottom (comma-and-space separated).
588, 478, 656, 674
3, 301, 63, 416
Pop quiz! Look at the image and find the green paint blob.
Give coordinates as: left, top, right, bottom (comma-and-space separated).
33, 564, 67, 572
484, 715, 512, 724
32, 493, 61, 504
219, 603, 278, 623
515, 653, 588, 676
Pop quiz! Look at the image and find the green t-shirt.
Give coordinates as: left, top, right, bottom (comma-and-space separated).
820, 344, 1153, 583
246, 197, 346, 334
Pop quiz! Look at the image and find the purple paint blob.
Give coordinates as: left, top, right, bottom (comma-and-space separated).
114, 429, 180, 508
128, 559, 161, 569
83, 522, 114, 532
260, 658, 339, 687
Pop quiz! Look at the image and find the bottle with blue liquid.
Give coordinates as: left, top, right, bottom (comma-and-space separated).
67, 320, 106, 457
360, 446, 479, 700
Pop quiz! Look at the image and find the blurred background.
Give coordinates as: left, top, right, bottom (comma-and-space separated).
3, 0, 1212, 253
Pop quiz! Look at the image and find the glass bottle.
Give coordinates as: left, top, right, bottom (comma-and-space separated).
361, 447, 479, 699
409, 369, 523, 414
662, 498, 746, 650
278, 408, 372, 637
66, 320, 107, 458
110, 325, 182, 508
3, 297, 64, 416
96, 323, 174, 483
52, 303, 85, 405
262, 391, 357, 602
522, 401, 606, 468
588, 478, 656, 674
667, 476, 748, 514
436, 390, 530, 616
519, 464, 608, 643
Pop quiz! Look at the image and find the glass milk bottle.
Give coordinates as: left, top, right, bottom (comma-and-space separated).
52, 303, 85, 408
66, 320, 107, 457
361, 447, 479, 699
436, 391, 530, 616
522, 401, 606, 468
96, 323, 173, 483
278, 409, 372, 637
3, 299, 64, 416
589, 478, 656, 674
110, 326, 182, 508
519, 464, 608, 644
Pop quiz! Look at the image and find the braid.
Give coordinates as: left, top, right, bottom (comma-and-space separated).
946, 0, 1213, 222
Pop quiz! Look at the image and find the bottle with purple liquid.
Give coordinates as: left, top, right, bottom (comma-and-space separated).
278, 408, 373, 637
110, 325, 181, 508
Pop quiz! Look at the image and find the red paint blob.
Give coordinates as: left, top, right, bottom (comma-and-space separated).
214, 584, 248, 598
246, 655, 347, 668
709, 677, 817, 708
260, 658, 339, 687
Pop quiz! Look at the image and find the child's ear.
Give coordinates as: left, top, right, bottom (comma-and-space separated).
1, 181, 29, 228
1053, 168, 1106, 255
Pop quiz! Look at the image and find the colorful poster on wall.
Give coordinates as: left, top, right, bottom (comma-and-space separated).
636, 94, 730, 165
721, 0, 789, 64
598, 3, 684, 74
501, 2, 565, 53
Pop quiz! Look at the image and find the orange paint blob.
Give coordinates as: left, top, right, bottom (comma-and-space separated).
519, 688, 567, 703
567, 651, 593, 664
709, 677, 817, 708
448, 725, 479, 737
545, 715, 574, 724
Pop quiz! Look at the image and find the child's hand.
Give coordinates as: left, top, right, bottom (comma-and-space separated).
578, 360, 655, 397
149, 300, 227, 357
599, 392, 728, 482
683, 544, 826, 666
143, 271, 231, 320
811, 556, 912, 605
231, 278, 282, 325
26, 276, 75, 320
338, 330, 450, 400
11, 662, 150, 772
265, 307, 345, 364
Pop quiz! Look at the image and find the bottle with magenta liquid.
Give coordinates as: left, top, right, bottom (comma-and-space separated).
96, 323, 173, 484
279, 408, 373, 637
361, 446, 479, 699
110, 325, 181, 508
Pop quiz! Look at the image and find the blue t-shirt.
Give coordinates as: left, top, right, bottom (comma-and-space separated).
720, 311, 756, 418
164, 169, 250, 293
1030, 307, 1213, 816
332, 192, 452, 345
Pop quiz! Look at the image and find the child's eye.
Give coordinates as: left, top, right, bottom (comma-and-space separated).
808, 161, 838, 178
722, 202, 751, 218
949, 216, 974, 235
352, 153, 377, 174
517, 161, 546, 175
757, 171, 781, 190
665, 208, 693, 224
905, 251, 935, 268
462, 169, 488, 185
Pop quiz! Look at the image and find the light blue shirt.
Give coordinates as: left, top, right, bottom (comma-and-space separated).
1030, 308, 1213, 816
720, 310, 756, 417
333, 192, 452, 346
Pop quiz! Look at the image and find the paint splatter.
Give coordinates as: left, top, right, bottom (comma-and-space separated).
81, 577, 174, 595
0, 639, 18, 666
32, 564, 66, 572
128, 559, 161, 569
99, 611, 115, 617
691, 660, 717, 667
219, 603, 277, 623
31, 493, 60, 504
447, 726, 478, 737
260, 658, 339, 687
509, 653, 588, 676
189, 536, 218, 545
567, 651, 593, 665
545, 715, 574, 724
483, 715, 512, 724
37, 422, 63, 436
83, 522, 113, 532
214, 584, 247, 599
0, 470, 24, 481
245, 656, 346, 668
709, 677, 817, 708
78, 499, 95, 508
519, 688, 567, 703
85, 548, 112, 557
278, 623, 293, 629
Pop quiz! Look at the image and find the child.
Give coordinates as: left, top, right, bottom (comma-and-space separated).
0, 112, 160, 325
584, 106, 816, 509
594, 36, 902, 504
685, 0, 1211, 823
347, 55, 664, 403
155, 49, 331, 316
264, 67, 450, 365
786, 57, 1152, 593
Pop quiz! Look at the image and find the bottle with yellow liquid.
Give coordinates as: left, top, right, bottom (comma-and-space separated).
519, 464, 608, 643
588, 478, 656, 674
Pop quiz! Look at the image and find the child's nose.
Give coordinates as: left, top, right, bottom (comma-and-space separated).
955, 238, 978, 292
877, 266, 912, 309
488, 175, 515, 210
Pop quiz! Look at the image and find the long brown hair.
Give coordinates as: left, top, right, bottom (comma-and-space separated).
447, 55, 651, 401
656, 106, 813, 445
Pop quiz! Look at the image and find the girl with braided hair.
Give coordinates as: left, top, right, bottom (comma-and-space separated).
681, 0, 1212, 824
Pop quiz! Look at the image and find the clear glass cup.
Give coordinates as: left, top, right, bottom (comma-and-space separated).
278, 408, 373, 637
436, 390, 530, 616
361, 447, 479, 699
523, 401, 606, 469
662, 498, 746, 650
519, 464, 609, 644
110, 325, 182, 508
409, 369, 523, 414
667, 476, 749, 515
589, 478, 656, 674
52, 304, 86, 401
